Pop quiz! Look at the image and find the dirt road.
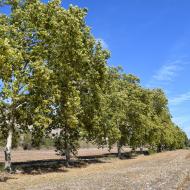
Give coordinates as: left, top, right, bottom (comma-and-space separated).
0, 149, 190, 190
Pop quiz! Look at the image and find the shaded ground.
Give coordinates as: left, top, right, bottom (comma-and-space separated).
0, 147, 132, 174
0, 149, 190, 190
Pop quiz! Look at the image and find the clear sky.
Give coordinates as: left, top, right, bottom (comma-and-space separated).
0, 0, 190, 137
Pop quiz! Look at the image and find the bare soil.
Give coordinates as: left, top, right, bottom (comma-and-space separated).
0, 147, 127, 162
0, 149, 190, 190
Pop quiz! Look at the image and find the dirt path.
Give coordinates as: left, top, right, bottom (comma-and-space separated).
1, 150, 190, 190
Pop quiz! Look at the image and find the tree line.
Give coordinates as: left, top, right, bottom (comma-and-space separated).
0, 0, 188, 171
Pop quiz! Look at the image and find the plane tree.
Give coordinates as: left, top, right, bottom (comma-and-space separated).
0, 0, 58, 171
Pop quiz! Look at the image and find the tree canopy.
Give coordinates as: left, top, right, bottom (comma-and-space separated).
0, 0, 188, 171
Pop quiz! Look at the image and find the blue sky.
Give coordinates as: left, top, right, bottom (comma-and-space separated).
1, 0, 190, 137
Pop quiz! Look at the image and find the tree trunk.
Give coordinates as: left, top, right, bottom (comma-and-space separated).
140, 146, 144, 154
64, 127, 70, 167
65, 146, 70, 167
117, 142, 122, 159
4, 128, 13, 172
132, 147, 136, 152
157, 144, 162, 153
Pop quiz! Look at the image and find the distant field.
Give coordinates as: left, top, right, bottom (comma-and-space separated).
0, 149, 190, 190
0, 147, 131, 162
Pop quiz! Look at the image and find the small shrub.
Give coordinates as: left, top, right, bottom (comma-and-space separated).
147, 149, 156, 155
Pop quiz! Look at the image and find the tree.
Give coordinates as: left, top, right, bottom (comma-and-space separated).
0, 0, 188, 171
0, 0, 56, 171
145, 89, 188, 152
90, 67, 150, 157
31, 2, 110, 164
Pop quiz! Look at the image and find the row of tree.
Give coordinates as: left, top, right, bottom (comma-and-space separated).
0, 0, 188, 171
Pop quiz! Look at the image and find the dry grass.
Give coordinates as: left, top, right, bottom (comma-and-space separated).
177, 172, 190, 190
0, 149, 190, 190
185, 153, 190, 160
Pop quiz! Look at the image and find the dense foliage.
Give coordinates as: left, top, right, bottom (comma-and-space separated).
0, 0, 188, 171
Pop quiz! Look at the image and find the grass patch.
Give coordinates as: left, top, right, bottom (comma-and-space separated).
147, 149, 157, 155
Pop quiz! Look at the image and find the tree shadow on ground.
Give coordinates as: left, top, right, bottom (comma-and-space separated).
102, 150, 149, 159
0, 150, 146, 177
77, 151, 139, 161
0, 156, 106, 175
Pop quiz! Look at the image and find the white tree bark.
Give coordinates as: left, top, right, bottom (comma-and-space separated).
4, 128, 13, 172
